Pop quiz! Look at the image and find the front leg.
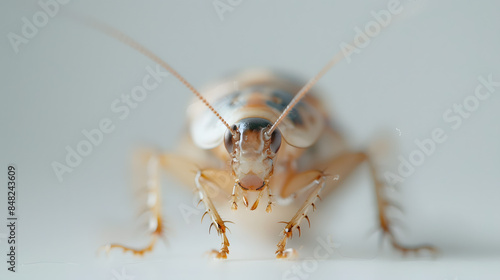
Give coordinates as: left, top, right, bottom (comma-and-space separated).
101, 152, 233, 258
197, 170, 232, 259
276, 172, 325, 258
277, 152, 435, 259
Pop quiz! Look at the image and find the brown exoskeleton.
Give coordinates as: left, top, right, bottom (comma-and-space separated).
89, 18, 435, 259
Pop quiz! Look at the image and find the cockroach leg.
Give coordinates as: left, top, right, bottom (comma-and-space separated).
365, 156, 436, 255
196, 171, 231, 259
277, 151, 435, 258
276, 175, 326, 259
101, 155, 164, 256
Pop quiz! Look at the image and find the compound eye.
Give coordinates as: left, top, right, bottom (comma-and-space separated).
270, 129, 282, 153
224, 125, 237, 153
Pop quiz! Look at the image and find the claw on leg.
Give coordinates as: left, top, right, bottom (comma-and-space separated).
390, 239, 437, 255
100, 213, 165, 256
209, 249, 228, 259
379, 226, 437, 255
205, 220, 230, 259
208, 229, 230, 259
276, 248, 298, 259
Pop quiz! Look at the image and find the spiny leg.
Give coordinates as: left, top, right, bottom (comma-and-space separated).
101, 151, 234, 257
277, 152, 435, 258
102, 154, 164, 256
276, 174, 325, 259
364, 154, 435, 254
197, 171, 231, 259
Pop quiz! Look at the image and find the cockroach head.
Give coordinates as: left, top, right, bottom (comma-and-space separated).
224, 118, 281, 191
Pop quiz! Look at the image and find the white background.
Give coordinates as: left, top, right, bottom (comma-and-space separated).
1, 0, 499, 279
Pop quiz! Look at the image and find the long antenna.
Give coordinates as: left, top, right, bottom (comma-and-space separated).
267, 25, 391, 134
267, 50, 345, 134
76, 15, 236, 135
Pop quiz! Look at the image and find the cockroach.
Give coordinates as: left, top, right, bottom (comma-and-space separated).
86, 18, 434, 259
